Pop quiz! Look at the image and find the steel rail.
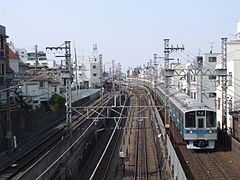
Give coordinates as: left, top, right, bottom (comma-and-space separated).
194, 152, 232, 180
89, 90, 129, 180
0, 93, 111, 180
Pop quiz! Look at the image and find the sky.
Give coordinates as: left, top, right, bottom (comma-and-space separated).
1, 0, 240, 71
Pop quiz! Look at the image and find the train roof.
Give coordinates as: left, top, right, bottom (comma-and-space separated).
157, 86, 213, 112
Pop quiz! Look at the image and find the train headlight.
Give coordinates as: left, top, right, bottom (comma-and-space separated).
189, 131, 192, 134
209, 130, 212, 133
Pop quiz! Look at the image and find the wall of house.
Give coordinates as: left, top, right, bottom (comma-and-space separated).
9, 58, 19, 73
76, 56, 100, 88
21, 81, 61, 109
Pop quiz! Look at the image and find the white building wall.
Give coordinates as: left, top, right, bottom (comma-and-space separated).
16, 48, 28, 63
75, 56, 100, 88
201, 53, 220, 110
180, 54, 219, 110
9, 58, 19, 73
21, 80, 60, 109
26, 59, 56, 68
170, 63, 186, 90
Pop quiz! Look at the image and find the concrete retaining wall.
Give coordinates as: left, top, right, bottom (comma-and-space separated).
0, 90, 100, 152
232, 138, 240, 160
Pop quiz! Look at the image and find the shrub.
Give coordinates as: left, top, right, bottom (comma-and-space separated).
48, 94, 65, 110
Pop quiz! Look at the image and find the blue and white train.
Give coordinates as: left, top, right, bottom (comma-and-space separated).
156, 86, 217, 149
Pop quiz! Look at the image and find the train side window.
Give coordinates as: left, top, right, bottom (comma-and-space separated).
176, 111, 180, 121
180, 112, 183, 124
185, 111, 196, 128
206, 111, 216, 128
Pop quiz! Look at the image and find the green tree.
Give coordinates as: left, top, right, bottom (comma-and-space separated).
48, 94, 65, 110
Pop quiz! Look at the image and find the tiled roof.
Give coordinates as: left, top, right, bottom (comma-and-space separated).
8, 46, 19, 60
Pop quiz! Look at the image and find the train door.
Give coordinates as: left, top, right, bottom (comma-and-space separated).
197, 117, 205, 128
197, 111, 205, 129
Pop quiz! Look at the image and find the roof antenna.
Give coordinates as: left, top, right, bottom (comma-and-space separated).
208, 42, 214, 54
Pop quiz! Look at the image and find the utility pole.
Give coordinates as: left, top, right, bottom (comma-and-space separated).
35, 45, 38, 71
149, 59, 153, 86
5, 86, 13, 149
74, 45, 78, 97
199, 69, 203, 102
112, 60, 116, 106
221, 38, 228, 132
153, 54, 158, 101
46, 41, 73, 143
112, 59, 115, 90
99, 54, 103, 103
197, 56, 203, 102
164, 39, 184, 128
5, 44, 13, 149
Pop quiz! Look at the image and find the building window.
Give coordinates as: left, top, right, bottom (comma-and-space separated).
93, 73, 97, 77
209, 57, 217, 62
39, 82, 44, 88
93, 65, 96, 69
0, 38, 4, 50
209, 92, 216, 98
217, 98, 221, 110
193, 92, 196, 99
191, 75, 196, 82
229, 99, 233, 112
197, 56, 203, 68
0, 64, 4, 75
54, 86, 57, 92
209, 75, 216, 80
228, 72, 232, 86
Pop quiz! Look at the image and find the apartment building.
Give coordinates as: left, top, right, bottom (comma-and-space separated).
180, 53, 220, 110
75, 55, 100, 88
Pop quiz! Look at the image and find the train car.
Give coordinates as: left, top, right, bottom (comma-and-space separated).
156, 86, 217, 149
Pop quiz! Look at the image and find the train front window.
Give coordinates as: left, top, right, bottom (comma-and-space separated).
206, 111, 216, 128
198, 118, 204, 128
185, 111, 196, 128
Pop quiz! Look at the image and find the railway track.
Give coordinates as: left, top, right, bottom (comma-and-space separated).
194, 152, 232, 180
88, 90, 129, 180
0, 93, 111, 180
134, 95, 149, 180
88, 87, 161, 180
